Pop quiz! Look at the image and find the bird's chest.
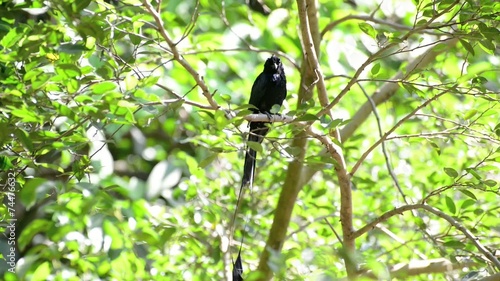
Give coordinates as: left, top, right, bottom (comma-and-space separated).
259, 80, 285, 109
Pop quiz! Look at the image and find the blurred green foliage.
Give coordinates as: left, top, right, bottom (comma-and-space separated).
0, 0, 499, 280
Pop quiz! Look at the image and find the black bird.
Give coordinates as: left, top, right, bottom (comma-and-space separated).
233, 55, 286, 281
247, 0, 271, 15
242, 55, 287, 187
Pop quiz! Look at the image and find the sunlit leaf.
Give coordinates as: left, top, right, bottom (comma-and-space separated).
459, 189, 477, 200
246, 141, 263, 154
459, 39, 475, 56
359, 23, 377, 38
371, 63, 380, 76
445, 196, 456, 214
443, 167, 458, 178
91, 81, 117, 94
0, 156, 13, 171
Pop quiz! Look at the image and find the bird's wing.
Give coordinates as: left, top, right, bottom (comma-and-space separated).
248, 73, 268, 110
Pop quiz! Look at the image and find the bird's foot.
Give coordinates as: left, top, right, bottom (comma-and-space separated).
265, 112, 274, 122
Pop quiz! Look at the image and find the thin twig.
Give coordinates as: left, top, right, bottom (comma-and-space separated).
350, 203, 500, 270
357, 82, 409, 204
350, 90, 449, 177
324, 218, 343, 245
316, 0, 461, 119
142, 0, 219, 109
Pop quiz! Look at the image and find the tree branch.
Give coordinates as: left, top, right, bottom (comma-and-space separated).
350, 90, 448, 177
322, 15, 412, 38
480, 273, 500, 281
421, 205, 500, 270
361, 258, 478, 279
243, 114, 294, 123
300, 4, 354, 271
316, 0, 461, 119
255, 0, 323, 278
340, 38, 459, 140
304, 127, 354, 265
142, 0, 219, 109
350, 204, 500, 270
358, 82, 408, 203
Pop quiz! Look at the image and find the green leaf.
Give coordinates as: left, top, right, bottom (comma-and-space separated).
458, 189, 477, 200
220, 93, 231, 102
103, 220, 124, 249
14, 129, 34, 152
65, 78, 80, 94
91, 81, 116, 94
32, 73, 50, 90
443, 167, 458, 178
129, 33, 142, 45
295, 113, 319, 122
117, 100, 136, 108
53, 102, 77, 120
160, 227, 177, 243
3, 272, 17, 281
246, 141, 263, 154
1, 27, 25, 48
32, 261, 50, 281
124, 74, 139, 91
236, 109, 253, 117
465, 168, 481, 180
459, 39, 475, 56
494, 124, 500, 138
483, 179, 497, 187
445, 196, 456, 214
463, 109, 477, 120
18, 219, 52, 251
401, 83, 416, 95
471, 76, 488, 85
214, 110, 229, 129
359, 23, 377, 38
270, 104, 281, 114
20, 178, 48, 209
199, 153, 218, 168
460, 199, 475, 210
24, 68, 43, 81
413, 216, 426, 229
56, 64, 82, 78
479, 40, 495, 53
371, 63, 380, 76
58, 43, 89, 54
72, 0, 91, 13
141, 75, 160, 87
429, 140, 441, 155
443, 240, 465, 249
0, 156, 13, 171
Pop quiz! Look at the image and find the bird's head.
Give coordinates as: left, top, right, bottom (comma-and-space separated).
263, 55, 283, 74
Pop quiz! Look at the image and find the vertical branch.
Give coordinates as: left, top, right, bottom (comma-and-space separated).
305, 126, 355, 275
302, 0, 329, 111
255, 0, 321, 279
256, 0, 355, 279
298, 0, 355, 276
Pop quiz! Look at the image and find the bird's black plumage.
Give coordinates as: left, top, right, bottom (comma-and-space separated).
232, 250, 243, 281
242, 55, 287, 188
233, 55, 286, 281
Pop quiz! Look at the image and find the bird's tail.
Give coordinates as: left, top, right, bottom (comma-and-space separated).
241, 122, 268, 188
233, 122, 269, 280
242, 147, 256, 188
